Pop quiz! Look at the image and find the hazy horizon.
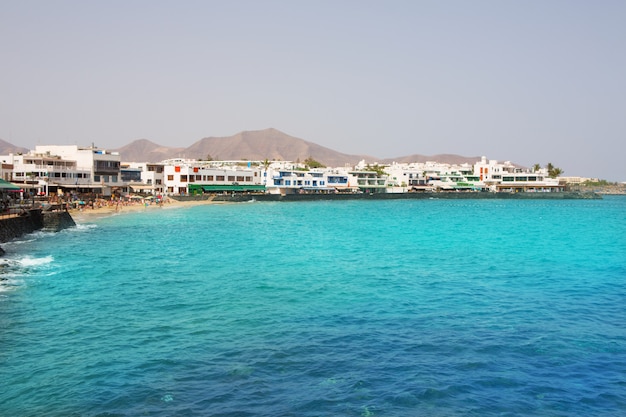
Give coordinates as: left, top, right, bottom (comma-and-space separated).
1, 1, 624, 181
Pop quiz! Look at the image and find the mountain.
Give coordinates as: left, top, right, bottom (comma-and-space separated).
4, 129, 482, 167
114, 139, 185, 163
172, 128, 374, 166
0, 138, 29, 155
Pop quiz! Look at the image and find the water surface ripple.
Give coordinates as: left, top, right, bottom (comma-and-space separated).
1, 198, 625, 416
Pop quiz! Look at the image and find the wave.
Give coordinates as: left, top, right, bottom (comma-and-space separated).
15, 255, 54, 268
69, 223, 98, 231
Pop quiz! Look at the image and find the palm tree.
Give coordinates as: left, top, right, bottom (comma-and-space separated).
546, 163, 563, 178
261, 158, 270, 185
550, 167, 564, 178
532, 163, 541, 172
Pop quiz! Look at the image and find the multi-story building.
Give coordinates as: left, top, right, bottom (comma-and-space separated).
386, 161, 482, 191
123, 162, 165, 195
162, 160, 263, 195
1, 145, 122, 196
473, 157, 563, 192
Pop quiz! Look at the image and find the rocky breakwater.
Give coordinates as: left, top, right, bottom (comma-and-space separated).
0, 209, 76, 255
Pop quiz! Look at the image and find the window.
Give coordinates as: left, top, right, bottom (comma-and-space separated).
181, 175, 188, 182
167, 175, 174, 181
228, 176, 235, 182
216, 175, 225, 181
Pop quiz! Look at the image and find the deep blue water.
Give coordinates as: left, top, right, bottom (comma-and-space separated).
1, 197, 625, 416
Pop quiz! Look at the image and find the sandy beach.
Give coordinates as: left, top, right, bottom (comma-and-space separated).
68, 197, 219, 222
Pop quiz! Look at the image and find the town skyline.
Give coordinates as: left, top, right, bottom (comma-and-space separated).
2, 128, 585, 181
2, 1, 625, 181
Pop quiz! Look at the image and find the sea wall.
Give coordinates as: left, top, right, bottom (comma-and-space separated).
42, 211, 76, 232
173, 190, 602, 203
0, 210, 76, 254
0, 209, 45, 244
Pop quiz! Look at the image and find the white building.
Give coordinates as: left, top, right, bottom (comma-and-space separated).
473, 157, 563, 192
385, 161, 482, 192
124, 162, 165, 195
162, 160, 263, 195
13, 145, 123, 196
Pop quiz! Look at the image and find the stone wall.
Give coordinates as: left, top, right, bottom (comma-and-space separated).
42, 211, 76, 232
0, 210, 44, 244
0, 210, 76, 254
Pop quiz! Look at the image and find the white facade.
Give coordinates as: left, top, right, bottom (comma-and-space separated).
125, 162, 165, 194
0, 146, 569, 197
0, 145, 122, 196
385, 161, 481, 191
473, 157, 562, 192
163, 161, 263, 195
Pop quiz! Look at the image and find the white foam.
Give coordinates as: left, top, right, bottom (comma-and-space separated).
71, 223, 98, 231
16, 255, 54, 267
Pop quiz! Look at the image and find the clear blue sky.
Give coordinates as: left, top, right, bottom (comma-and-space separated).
1, 0, 625, 180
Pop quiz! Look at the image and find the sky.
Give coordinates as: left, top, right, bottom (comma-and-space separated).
1, 1, 625, 181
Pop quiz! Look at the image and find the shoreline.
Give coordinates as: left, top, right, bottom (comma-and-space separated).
68, 197, 228, 223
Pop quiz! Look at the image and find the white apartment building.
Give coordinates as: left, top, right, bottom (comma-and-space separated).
162, 160, 263, 195
385, 161, 482, 191
124, 162, 165, 195
473, 157, 563, 192
6, 145, 122, 196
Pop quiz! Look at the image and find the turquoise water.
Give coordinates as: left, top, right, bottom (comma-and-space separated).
1, 197, 625, 416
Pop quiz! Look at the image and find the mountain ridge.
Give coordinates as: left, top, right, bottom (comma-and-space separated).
1, 129, 481, 167
0, 138, 29, 155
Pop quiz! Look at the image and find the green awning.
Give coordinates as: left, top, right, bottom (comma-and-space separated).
0, 178, 22, 190
200, 184, 266, 192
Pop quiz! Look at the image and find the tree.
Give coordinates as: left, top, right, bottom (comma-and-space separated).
546, 162, 563, 178
532, 163, 541, 172
304, 157, 325, 169
549, 167, 564, 178
365, 164, 387, 176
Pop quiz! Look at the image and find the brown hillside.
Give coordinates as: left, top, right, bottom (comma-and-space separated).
176, 128, 374, 167
114, 139, 185, 163
7, 129, 485, 167
0, 138, 29, 155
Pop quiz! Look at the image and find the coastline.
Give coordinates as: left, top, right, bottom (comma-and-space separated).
68, 197, 226, 223
171, 190, 602, 203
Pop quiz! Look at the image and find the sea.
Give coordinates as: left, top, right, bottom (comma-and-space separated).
1, 197, 625, 417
